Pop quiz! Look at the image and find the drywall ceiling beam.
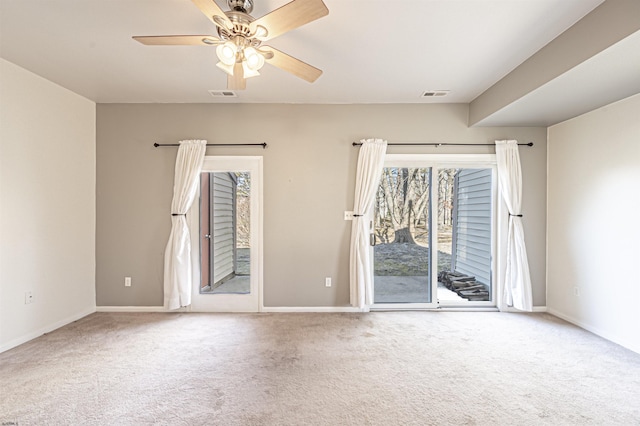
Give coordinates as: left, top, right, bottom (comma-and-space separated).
468, 0, 640, 127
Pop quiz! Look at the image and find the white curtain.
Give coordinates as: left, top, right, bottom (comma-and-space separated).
349, 139, 387, 308
496, 140, 533, 311
164, 140, 207, 310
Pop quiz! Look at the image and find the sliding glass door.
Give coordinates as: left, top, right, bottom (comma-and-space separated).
372, 155, 497, 308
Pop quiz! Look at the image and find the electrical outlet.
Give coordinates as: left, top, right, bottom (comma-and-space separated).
325, 277, 332, 287
344, 211, 354, 221
125, 277, 132, 287
25, 291, 34, 304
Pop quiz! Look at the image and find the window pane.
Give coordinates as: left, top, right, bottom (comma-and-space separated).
437, 168, 492, 302
373, 167, 432, 303
200, 171, 250, 295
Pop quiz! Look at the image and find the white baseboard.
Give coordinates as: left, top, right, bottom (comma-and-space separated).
96, 306, 188, 312
500, 305, 547, 313
546, 307, 640, 355
96, 305, 547, 314
97, 306, 364, 313
261, 306, 549, 313
0, 306, 96, 354
261, 306, 367, 313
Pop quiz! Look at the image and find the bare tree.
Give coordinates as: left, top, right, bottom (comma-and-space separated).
437, 169, 456, 227
235, 172, 251, 248
374, 183, 392, 243
373, 167, 463, 251
375, 168, 430, 245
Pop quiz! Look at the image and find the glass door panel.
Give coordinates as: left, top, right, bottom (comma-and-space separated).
200, 171, 251, 295
436, 168, 493, 303
373, 167, 432, 303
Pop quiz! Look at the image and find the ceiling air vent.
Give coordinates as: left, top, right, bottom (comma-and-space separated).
421, 90, 450, 98
208, 90, 238, 98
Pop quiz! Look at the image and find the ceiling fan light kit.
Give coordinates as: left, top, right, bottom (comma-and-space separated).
216, 42, 237, 65
133, 0, 329, 90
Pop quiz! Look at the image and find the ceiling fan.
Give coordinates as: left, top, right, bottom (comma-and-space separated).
133, 0, 329, 90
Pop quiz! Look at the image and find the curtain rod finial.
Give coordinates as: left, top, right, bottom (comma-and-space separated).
153, 143, 160, 147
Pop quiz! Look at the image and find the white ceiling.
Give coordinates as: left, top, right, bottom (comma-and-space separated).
4, 0, 635, 126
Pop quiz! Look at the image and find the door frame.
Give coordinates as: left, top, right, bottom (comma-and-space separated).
370, 154, 504, 310
188, 156, 263, 312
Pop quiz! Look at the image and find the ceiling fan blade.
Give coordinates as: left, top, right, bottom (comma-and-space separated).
228, 63, 247, 90
191, 0, 233, 29
250, 0, 328, 41
261, 46, 322, 83
133, 35, 221, 46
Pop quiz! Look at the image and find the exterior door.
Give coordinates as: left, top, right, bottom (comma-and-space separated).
189, 156, 263, 312
372, 154, 497, 309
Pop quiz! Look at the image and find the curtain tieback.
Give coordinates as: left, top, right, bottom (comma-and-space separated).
509, 213, 523, 217
171, 213, 186, 216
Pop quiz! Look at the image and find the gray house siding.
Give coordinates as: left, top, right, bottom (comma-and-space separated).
451, 168, 492, 286
212, 172, 237, 286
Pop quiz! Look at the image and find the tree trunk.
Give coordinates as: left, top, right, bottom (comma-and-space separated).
393, 227, 415, 244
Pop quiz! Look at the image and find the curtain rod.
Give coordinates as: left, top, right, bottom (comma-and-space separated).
154, 142, 267, 149
352, 142, 533, 147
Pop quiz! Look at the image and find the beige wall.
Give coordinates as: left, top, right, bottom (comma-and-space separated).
0, 60, 96, 352
96, 103, 547, 307
548, 93, 640, 354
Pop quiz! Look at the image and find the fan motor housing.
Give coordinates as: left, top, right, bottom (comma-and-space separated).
218, 9, 257, 43
227, 0, 253, 13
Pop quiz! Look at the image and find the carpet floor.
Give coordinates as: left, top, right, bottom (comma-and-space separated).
1, 312, 639, 425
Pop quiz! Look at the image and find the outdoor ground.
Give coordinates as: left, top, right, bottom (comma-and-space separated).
374, 228, 452, 276
373, 228, 462, 303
